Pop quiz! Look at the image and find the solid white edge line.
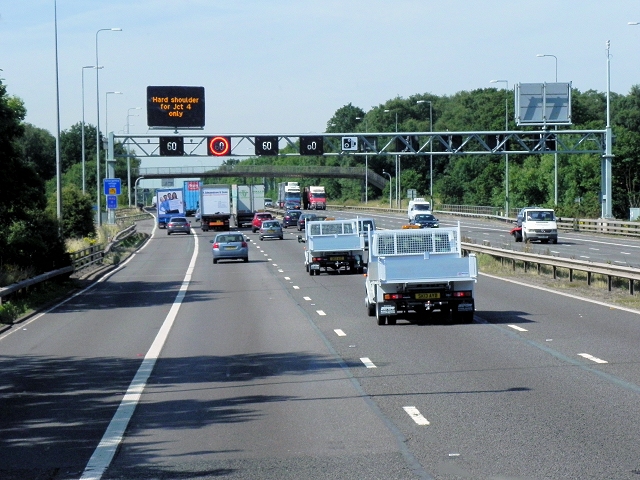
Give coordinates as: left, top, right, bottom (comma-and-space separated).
80, 232, 199, 480
403, 406, 430, 425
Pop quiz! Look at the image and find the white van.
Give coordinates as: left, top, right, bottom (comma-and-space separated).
407, 198, 431, 222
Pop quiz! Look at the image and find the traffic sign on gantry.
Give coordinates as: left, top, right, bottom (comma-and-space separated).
147, 86, 205, 129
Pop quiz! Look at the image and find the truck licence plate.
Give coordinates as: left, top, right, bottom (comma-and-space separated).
329, 256, 344, 261
415, 292, 440, 299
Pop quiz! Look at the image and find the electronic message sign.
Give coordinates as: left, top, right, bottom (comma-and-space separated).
255, 136, 279, 156
207, 136, 231, 156
159, 136, 184, 156
147, 86, 205, 129
300, 136, 323, 155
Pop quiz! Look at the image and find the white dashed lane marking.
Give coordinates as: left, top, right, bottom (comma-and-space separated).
578, 353, 608, 364
360, 357, 377, 368
403, 406, 430, 425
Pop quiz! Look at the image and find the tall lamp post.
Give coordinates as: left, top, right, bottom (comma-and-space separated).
82, 65, 101, 194
95, 27, 122, 226
382, 170, 392, 209
126, 107, 141, 206
490, 80, 510, 214
355, 116, 369, 204
537, 53, 559, 206
134, 176, 145, 208
105, 91, 122, 180
416, 100, 433, 207
384, 109, 399, 208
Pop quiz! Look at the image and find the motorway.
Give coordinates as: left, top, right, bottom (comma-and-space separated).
1, 213, 640, 479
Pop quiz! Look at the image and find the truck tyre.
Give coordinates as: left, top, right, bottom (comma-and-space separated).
376, 305, 386, 325
306, 263, 309, 272
387, 317, 397, 325
452, 304, 474, 324
366, 292, 375, 317
213, 258, 217, 264
552, 238, 558, 244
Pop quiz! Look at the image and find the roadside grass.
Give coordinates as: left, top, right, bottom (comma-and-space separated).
477, 252, 640, 311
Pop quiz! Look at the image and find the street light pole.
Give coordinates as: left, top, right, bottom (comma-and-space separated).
134, 176, 145, 208
355, 116, 369, 204
95, 27, 122, 227
536, 53, 559, 206
416, 100, 433, 207
82, 65, 101, 195
126, 107, 141, 207
384, 109, 399, 208
105, 91, 122, 180
382, 170, 392, 209
490, 80, 510, 214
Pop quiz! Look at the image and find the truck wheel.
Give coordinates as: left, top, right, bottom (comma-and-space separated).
306, 263, 309, 272
366, 292, 375, 317
452, 304, 474, 324
376, 306, 386, 325
387, 317, 397, 325
213, 258, 217, 264
552, 238, 558, 244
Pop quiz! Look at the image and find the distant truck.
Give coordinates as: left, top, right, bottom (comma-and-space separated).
299, 218, 366, 275
407, 198, 431, 222
510, 207, 558, 244
156, 187, 185, 228
277, 181, 302, 209
232, 184, 265, 228
364, 224, 477, 325
303, 186, 327, 210
183, 180, 201, 217
199, 184, 231, 232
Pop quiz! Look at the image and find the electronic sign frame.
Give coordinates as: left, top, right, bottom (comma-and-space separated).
207, 136, 231, 156
300, 136, 323, 155
159, 136, 185, 156
255, 136, 279, 156
147, 86, 205, 129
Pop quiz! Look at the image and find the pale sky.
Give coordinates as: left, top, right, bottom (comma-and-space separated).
2, 1, 639, 138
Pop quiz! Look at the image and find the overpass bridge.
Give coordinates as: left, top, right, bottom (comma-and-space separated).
137, 165, 388, 190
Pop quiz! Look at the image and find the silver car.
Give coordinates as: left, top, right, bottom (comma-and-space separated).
259, 220, 283, 240
211, 233, 249, 264
167, 216, 191, 235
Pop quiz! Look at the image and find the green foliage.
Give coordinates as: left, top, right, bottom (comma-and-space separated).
48, 185, 95, 238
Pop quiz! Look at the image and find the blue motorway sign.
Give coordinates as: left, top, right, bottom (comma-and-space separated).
103, 178, 121, 196
106, 195, 118, 209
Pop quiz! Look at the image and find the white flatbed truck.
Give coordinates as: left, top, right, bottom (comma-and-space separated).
299, 219, 366, 275
364, 224, 477, 325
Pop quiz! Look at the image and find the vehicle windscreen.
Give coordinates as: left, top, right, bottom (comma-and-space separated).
527, 210, 554, 221
413, 204, 431, 211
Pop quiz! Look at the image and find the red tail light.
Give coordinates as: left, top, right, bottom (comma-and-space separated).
212, 243, 219, 248
452, 291, 471, 298
241, 241, 248, 247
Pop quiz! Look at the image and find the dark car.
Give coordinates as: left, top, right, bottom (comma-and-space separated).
410, 213, 439, 228
166, 216, 191, 235
282, 210, 302, 228
297, 213, 317, 231
284, 200, 301, 210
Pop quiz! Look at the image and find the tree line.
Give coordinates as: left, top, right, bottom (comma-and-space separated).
3, 76, 640, 279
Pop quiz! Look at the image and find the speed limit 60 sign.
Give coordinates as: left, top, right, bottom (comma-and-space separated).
255, 136, 279, 156
160, 136, 184, 156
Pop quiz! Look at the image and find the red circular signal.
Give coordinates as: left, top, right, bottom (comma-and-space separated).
208, 136, 231, 156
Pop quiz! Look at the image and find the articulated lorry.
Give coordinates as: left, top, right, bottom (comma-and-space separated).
183, 180, 201, 217
232, 184, 265, 228
299, 219, 366, 275
364, 224, 477, 325
156, 188, 185, 228
199, 184, 231, 232
277, 181, 301, 209
303, 186, 327, 210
